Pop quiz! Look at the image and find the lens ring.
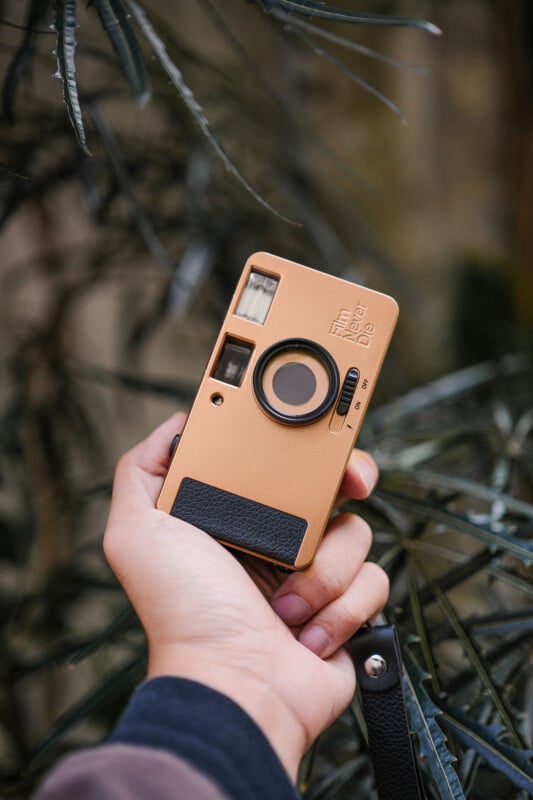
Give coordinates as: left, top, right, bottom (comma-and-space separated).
253, 339, 339, 425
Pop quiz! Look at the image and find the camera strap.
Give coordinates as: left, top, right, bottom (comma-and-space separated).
349, 624, 423, 800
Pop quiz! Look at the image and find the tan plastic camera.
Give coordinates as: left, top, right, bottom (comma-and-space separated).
157, 252, 398, 569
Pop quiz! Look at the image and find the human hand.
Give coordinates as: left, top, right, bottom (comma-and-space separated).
104, 413, 389, 779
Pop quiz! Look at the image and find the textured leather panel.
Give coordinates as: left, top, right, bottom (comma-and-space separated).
361, 684, 422, 800
171, 478, 307, 565
350, 626, 423, 800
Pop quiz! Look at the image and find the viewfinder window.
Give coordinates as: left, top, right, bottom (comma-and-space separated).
212, 337, 254, 387
235, 270, 278, 325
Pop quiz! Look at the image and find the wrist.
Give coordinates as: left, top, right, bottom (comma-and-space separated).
148, 644, 306, 779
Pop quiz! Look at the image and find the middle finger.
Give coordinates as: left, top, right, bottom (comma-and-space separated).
270, 512, 372, 626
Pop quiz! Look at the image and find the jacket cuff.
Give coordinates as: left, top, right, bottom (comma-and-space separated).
109, 676, 300, 800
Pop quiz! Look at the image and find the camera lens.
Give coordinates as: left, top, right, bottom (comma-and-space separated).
272, 362, 316, 406
254, 339, 339, 425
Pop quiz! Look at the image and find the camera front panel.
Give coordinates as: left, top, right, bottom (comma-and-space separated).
157, 252, 398, 569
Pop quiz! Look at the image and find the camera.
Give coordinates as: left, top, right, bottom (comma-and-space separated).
157, 252, 398, 569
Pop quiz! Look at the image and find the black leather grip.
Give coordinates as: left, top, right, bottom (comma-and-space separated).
170, 478, 307, 566
349, 625, 423, 800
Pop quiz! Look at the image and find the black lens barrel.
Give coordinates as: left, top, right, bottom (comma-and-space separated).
253, 338, 339, 425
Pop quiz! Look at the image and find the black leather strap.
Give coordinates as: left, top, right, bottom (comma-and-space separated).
349, 625, 423, 800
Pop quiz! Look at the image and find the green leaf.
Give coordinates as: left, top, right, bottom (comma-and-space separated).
53, 0, 91, 155
89, 0, 150, 103
440, 708, 533, 794
403, 649, 465, 799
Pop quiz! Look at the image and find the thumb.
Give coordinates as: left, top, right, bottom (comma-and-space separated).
111, 412, 187, 512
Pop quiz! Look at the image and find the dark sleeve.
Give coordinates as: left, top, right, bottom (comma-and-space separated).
34, 677, 301, 800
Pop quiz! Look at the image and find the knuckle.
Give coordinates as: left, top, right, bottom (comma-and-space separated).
355, 517, 373, 552
339, 595, 367, 630
310, 563, 344, 604
363, 561, 390, 604
335, 511, 372, 547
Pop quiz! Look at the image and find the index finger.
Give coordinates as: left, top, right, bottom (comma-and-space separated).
337, 448, 379, 505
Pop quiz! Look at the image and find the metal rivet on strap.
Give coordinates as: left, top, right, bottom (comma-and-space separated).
364, 653, 388, 678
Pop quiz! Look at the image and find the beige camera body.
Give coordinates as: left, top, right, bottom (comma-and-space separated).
157, 252, 398, 569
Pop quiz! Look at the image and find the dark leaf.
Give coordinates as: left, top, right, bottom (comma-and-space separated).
1, 0, 49, 124
468, 608, 533, 638
264, 0, 441, 34
403, 650, 465, 800
430, 581, 523, 747
87, 103, 177, 274
302, 755, 368, 799
89, 0, 150, 103
270, 10, 423, 72
382, 469, 533, 520
69, 606, 138, 664
440, 708, 533, 794
282, 19, 405, 120
368, 355, 531, 430
71, 360, 196, 402
52, 0, 91, 154
125, 0, 299, 224
376, 489, 533, 564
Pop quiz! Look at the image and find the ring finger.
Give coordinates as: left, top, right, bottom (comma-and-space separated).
297, 561, 389, 659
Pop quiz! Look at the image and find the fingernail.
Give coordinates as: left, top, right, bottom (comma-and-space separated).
271, 594, 311, 626
298, 625, 330, 657
359, 459, 377, 494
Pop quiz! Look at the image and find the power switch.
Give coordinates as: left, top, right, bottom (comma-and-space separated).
336, 368, 359, 415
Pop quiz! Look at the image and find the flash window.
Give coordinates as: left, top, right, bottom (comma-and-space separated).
235, 270, 279, 325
